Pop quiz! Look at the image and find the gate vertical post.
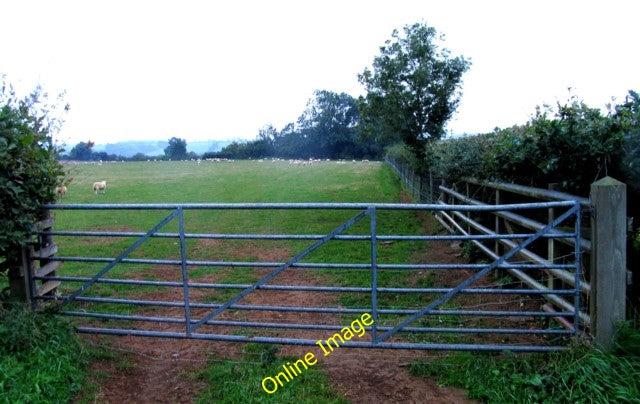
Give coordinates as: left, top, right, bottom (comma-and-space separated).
369, 207, 378, 344
178, 207, 192, 337
465, 182, 471, 235
590, 177, 627, 349
573, 202, 582, 335
547, 184, 559, 290
494, 189, 501, 256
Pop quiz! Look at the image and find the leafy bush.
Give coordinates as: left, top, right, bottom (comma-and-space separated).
427, 133, 497, 182
415, 91, 640, 197
488, 100, 627, 195
0, 78, 66, 283
385, 143, 422, 170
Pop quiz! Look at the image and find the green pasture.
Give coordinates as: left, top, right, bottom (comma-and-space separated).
51, 160, 436, 324
49, 159, 436, 402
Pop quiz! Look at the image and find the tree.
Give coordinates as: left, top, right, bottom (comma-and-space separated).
0, 77, 67, 294
295, 90, 362, 159
254, 125, 277, 157
164, 137, 187, 160
68, 141, 94, 160
358, 22, 471, 165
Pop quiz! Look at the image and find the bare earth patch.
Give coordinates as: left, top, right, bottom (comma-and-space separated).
74, 219, 498, 403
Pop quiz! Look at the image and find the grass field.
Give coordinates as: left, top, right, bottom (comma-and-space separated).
52, 159, 431, 311
46, 159, 539, 347
49, 159, 433, 402
3, 159, 639, 402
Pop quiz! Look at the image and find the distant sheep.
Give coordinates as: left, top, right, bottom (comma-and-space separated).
55, 185, 67, 197
93, 181, 107, 194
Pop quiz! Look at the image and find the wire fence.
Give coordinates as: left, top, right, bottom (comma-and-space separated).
385, 157, 443, 203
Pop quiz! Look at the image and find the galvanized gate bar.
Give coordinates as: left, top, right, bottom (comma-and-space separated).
59, 208, 181, 309
72, 327, 566, 352
41, 294, 576, 317
45, 201, 577, 211
42, 230, 576, 241
38, 276, 579, 295
63, 311, 574, 334
377, 202, 580, 343
189, 208, 372, 333
44, 256, 576, 270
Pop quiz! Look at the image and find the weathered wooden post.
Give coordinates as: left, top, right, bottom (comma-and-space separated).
590, 177, 627, 349
7, 245, 34, 303
32, 210, 59, 301
7, 209, 58, 308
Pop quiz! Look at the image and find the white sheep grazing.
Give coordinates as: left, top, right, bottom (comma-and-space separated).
93, 181, 107, 194
55, 185, 67, 197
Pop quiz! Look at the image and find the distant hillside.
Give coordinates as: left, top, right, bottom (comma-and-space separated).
93, 140, 232, 157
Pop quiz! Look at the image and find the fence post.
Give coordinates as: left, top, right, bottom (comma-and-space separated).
589, 176, 627, 349
7, 245, 35, 304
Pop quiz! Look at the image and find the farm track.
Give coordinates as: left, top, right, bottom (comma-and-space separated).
75, 237, 479, 403
59, 162, 543, 402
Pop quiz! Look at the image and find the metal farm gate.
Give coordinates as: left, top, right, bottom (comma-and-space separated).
27, 201, 583, 352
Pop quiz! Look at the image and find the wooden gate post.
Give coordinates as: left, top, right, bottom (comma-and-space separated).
590, 176, 627, 349
7, 245, 35, 304
6, 209, 58, 308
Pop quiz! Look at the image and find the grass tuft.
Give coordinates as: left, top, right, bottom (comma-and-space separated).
410, 322, 640, 403
0, 303, 88, 402
196, 343, 347, 403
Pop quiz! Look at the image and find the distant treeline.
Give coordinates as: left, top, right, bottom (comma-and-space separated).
62, 22, 470, 163
205, 90, 384, 161
61, 142, 199, 162
61, 90, 388, 162
61, 139, 231, 162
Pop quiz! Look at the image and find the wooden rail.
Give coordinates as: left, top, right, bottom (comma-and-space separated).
387, 158, 628, 349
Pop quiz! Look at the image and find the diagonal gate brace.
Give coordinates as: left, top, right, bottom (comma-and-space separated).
59, 209, 182, 309
377, 203, 580, 343
190, 208, 372, 334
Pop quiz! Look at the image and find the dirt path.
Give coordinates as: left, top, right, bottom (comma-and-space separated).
75, 236, 478, 403
75, 235, 547, 403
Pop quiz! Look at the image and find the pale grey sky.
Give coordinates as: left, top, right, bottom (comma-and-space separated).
2, 0, 639, 146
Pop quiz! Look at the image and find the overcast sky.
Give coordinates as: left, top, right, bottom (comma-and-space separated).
2, 0, 639, 147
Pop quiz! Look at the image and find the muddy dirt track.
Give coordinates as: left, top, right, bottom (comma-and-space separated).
72, 216, 542, 403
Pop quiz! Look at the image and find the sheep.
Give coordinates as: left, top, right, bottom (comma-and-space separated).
55, 185, 67, 197
93, 181, 107, 194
